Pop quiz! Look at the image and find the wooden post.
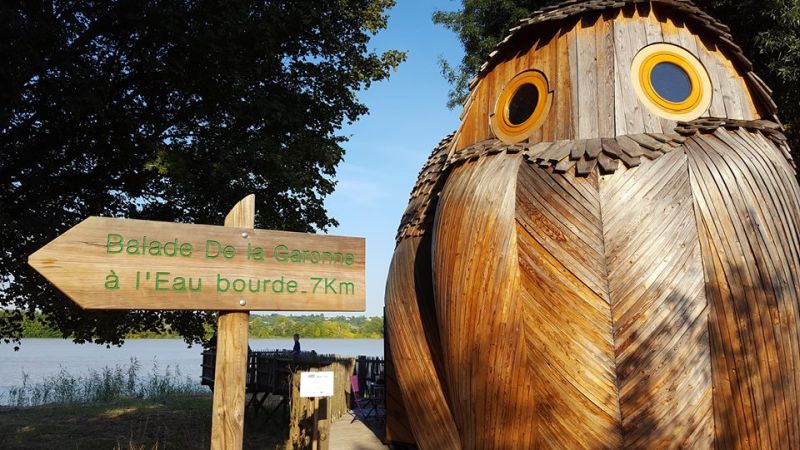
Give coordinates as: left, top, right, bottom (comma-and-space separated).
211, 195, 255, 450
310, 396, 330, 450
311, 397, 319, 450
317, 397, 330, 450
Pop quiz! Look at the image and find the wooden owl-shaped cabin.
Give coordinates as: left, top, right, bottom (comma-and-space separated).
384, 1, 800, 449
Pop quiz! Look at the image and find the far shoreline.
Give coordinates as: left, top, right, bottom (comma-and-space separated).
9, 336, 384, 341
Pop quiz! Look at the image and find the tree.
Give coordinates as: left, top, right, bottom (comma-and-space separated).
0, 0, 404, 347
434, 0, 800, 157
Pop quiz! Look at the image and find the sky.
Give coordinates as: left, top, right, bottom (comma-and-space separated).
322, 1, 465, 317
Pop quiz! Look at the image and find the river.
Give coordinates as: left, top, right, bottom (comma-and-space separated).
0, 338, 383, 404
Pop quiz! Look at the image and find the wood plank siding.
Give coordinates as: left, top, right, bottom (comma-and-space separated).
455, 5, 763, 152
386, 1, 798, 448
431, 155, 531, 449
385, 236, 460, 449
388, 124, 799, 449
687, 129, 800, 448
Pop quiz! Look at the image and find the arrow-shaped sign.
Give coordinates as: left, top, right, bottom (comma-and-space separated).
28, 216, 366, 311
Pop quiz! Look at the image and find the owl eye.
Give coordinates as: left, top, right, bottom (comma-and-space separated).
507, 83, 540, 125
632, 43, 712, 121
650, 62, 692, 103
491, 70, 552, 144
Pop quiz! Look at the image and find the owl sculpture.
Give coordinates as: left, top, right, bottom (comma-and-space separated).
384, 1, 800, 449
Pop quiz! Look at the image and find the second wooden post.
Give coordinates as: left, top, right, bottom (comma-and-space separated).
211, 194, 255, 449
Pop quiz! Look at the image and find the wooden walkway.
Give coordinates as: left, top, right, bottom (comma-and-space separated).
329, 417, 387, 450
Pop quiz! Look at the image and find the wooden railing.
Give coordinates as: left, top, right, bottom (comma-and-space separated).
354, 355, 385, 392
201, 348, 384, 448
201, 349, 367, 414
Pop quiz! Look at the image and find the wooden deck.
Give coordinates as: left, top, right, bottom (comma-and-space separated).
329, 417, 387, 450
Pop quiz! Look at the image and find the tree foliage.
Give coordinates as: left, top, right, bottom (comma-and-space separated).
249, 314, 384, 339
700, 0, 800, 154
8, 311, 383, 339
0, 0, 404, 347
433, 0, 550, 109
434, 0, 800, 155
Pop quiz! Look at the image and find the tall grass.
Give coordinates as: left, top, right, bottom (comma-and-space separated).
4, 358, 207, 407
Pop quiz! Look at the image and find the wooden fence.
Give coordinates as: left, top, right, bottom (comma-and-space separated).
288, 355, 356, 449
201, 349, 383, 449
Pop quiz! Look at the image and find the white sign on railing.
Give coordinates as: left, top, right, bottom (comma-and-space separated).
300, 371, 334, 398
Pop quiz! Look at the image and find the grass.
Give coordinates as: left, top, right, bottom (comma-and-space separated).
0, 395, 288, 449
0, 359, 288, 449
4, 359, 205, 407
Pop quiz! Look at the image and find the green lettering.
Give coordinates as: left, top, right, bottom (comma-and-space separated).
148, 241, 162, 256
206, 240, 221, 258
324, 277, 337, 294
163, 239, 178, 257
340, 281, 355, 295
106, 234, 123, 254
311, 277, 323, 294
172, 276, 186, 291
180, 243, 193, 257
274, 244, 288, 262
272, 276, 285, 293
248, 279, 262, 293
104, 270, 119, 290
154, 272, 170, 291
126, 239, 140, 255
232, 278, 245, 292
249, 243, 264, 261
216, 274, 229, 292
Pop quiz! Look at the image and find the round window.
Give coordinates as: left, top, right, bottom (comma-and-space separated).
491, 70, 551, 144
507, 83, 540, 125
650, 62, 692, 103
631, 43, 712, 121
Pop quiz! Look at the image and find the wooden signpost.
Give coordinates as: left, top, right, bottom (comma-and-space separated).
28, 195, 366, 449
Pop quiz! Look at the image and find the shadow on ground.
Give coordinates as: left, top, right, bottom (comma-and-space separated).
0, 394, 287, 450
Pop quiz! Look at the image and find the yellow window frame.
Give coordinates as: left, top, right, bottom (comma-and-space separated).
632, 44, 712, 121
491, 70, 552, 144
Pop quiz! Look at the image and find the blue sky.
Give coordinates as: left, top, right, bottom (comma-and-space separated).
324, 1, 464, 316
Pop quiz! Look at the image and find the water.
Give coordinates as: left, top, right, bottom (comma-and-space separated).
0, 338, 383, 404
